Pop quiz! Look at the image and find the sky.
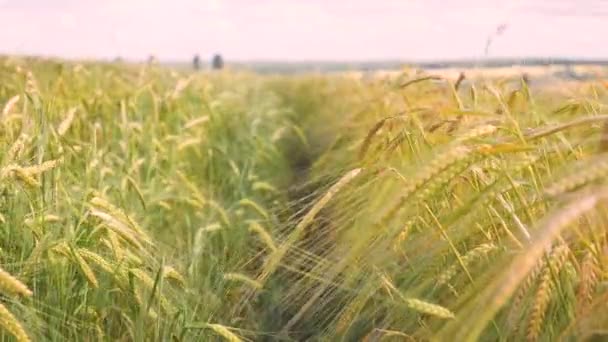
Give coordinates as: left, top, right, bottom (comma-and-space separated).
0, 0, 606, 62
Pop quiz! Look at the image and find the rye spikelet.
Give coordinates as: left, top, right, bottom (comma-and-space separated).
404, 298, 455, 319
204, 323, 244, 342
77, 248, 114, 271
169, 76, 193, 100
130, 268, 172, 312
238, 199, 269, 220
72, 248, 99, 288
393, 218, 416, 251
50, 242, 70, 256
1, 166, 39, 187
413, 156, 476, 201
404, 145, 474, 196
104, 230, 125, 261
162, 266, 186, 287
248, 221, 277, 252
1, 95, 20, 118
521, 115, 608, 142
437, 243, 497, 286
76, 248, 130, 285
23, 214, 61, 227
399, 75, 443, 88
57, 107, 77, 136
252, 181, 278, 194
381, 145, 475, 226
576, 251, 599, 315
25, 71, 40, 96
454, 124, 497, 143
175, 170, 206, 204
208, 200, 230, 226
380, 272, 454, 319
359, 116, 406, 160
0, 267, 32, 297
335, 287, 376, 334
527, 245, 569, 342
89, 196, 151, 250
5, 133, 30, 163
508, 259, 545, 329
545, 157, 608, 197
183, 115, 209, 130
121, 250, 143, 267
132, 284, 159, 320
123, 176, 146, 210
223, 272, 263, 290
0, 302, 30, 342
89, 209, 144, 250
130, 268, 155, 289
188, 224, 220, 275
89, 196, 148, 238
177, 137, 201, 151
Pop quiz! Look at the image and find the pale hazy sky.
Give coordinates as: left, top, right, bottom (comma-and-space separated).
0, 0, 606, 61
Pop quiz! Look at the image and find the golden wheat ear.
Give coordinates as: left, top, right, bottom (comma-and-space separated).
527, 245, 569, 342
0, 267, 32, 297
0, 303, 30, 342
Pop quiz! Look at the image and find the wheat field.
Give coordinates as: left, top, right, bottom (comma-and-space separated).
0, 56, 607, 341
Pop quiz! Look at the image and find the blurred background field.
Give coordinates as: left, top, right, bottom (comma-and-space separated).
0, 55, 607, 341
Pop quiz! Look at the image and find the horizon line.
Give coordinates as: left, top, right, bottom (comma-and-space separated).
3, 53, 608, 64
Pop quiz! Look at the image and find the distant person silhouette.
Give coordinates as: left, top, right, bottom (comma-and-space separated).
212, 54, 224, 70
193, 54, 201, 70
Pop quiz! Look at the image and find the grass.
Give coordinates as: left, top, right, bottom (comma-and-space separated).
0, 56, 608, 341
